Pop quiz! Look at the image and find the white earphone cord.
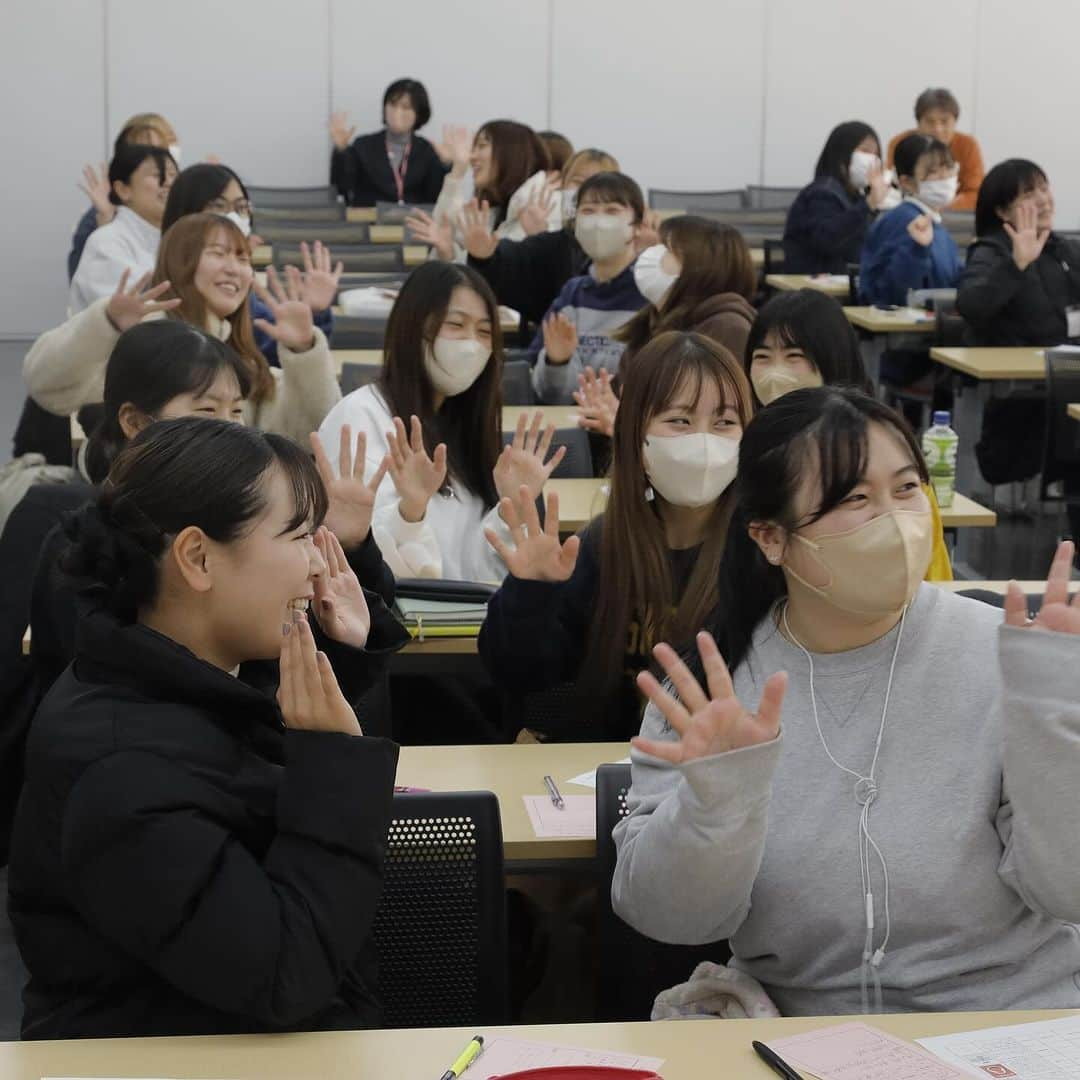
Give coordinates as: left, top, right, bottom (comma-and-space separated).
782, 603, 908, 1014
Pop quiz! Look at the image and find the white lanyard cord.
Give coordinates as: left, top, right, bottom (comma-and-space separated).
781, 602, 908, 1013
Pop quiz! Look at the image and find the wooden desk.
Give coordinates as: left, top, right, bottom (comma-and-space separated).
403, 244, 428, 266
3, 1011, 1076, 1078
397, 742, 628, 862
369, 224, 404, 244
252, 241, 427, 269
546, 476, 608, 531
502, 404, 579, 432
1069, 402, 1080, 421
345, 206, 377, 223
930, 346, 1046, 381
936, 580, 1077, 596
765, 273, 849, 297
938, 493, 996, 528
251, 243, 271, 268
844, 305, 935, 334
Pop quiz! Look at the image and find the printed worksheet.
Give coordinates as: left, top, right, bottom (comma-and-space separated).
918, 1014, 1080, 1079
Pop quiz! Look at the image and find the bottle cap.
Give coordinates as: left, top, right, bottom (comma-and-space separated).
932, 411, 952, 426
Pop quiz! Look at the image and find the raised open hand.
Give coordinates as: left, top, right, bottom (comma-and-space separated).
311, 526, 371, 650
906, 213, 934, 248
459, 198, 497, 260
494, 411, 567, 502
485, 485, 580, 581
405, 208, 454, 261
1005, 540, 1080, 636
386, 414, 447, 523
518, 179, 558, 237
105, 270, 181, 333
78, 162, 114, 225
330, 111, 357, 151
541, 311, 579, 364
632, 632, 787, 765
310, 425, 390, 549
252, 265, 316, 352
573, 366, 619, 437
1004, 201, 1050, 272
295, 240, 344, 313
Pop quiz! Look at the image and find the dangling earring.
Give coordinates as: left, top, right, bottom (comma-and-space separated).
644, 485, 654, 502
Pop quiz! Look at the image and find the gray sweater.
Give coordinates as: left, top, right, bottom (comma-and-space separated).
612, 585, 1080, 1015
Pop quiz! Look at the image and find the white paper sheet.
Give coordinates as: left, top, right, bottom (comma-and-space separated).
522, 794, 596, 838
566, 755, 632, 789
466, 1035, 663, 1078
918, 1014, 1080, 1079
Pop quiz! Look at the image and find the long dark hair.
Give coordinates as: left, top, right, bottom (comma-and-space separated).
85, 321, 252, 484
706, 388, 928, 676
814, 121, 880, 191
744, 290, 870, 405
64, 418, 327, 623
378, 262, 503, 507
162, 163, 250, 231
618, 216, 756, 359
975, 158, 1049, 237
585, 331, 754, 693
474, 120, 550, 211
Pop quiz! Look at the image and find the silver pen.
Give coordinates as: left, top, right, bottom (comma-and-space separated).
543, 774, 565, 810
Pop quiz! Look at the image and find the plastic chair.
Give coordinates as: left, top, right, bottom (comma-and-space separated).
247, 185, 340, 207
253, 204, 345, 224
376, 200, 435, 224
647, 188, 748, 211
593, 764, 730, 1021
372, 790, 509, 1028
1040, 349, 1080, 505
257, 222, 370, 246
503, 426, 592, 479
274, 244, 405, 273
745, 185, 803, 210
331, 315, 387, 350
501, 360, 535, 406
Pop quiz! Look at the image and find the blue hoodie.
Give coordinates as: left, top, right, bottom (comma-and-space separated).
859, 197, 962, 307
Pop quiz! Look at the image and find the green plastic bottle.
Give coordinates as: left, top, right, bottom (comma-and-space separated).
922, 410, 958, 508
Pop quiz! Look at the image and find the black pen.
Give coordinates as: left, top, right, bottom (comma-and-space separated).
752, 1040, 803, 1080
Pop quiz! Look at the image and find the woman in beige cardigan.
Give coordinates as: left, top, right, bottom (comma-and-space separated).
24, 213, 340, 445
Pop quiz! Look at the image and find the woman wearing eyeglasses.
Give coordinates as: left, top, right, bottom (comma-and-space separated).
161, 164, 340, 366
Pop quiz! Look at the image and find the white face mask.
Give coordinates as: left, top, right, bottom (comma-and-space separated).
224, 210, 252, 238
423, 336, 490, 397
575, 213, 633, 261
917, 175, 959, 210
633, 244, 680, 307
168, 143, 182, 168
848, 149, 879, 191
642, 432, 739, 509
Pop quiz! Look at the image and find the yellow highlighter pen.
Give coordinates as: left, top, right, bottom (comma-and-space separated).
437, 1034, 484, 1080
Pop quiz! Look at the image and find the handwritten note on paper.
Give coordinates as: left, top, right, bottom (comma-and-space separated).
918, 1013, 1080, 1079
768, 1023, 970, 1080
522, 794, 596, 839
468, 1035, 663, 1079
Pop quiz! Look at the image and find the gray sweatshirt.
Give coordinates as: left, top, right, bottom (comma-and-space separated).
612, 585, 1080, 1015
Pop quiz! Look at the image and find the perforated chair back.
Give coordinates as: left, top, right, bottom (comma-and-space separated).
594, 764, 730, 1020
247, 185, 339, 207
376, 200, 435, 224
372, 790, 509, 1028
332, 315, 387, 350
257, 222, 370, 245
339, 361, 382, 396
274, 243, 405, 273
745, 185, 803, 210
501, 360, 535, 405
253, 204, 345, 224
502, 426, 592, 478
1041, 349, 1080, 499
648, 188, 748, 211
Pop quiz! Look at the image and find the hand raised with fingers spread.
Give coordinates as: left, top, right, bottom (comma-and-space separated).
542, 311, 578, 365
405, 208, 454, 261
486, 486, 580, 582
632, 632, 787, 765
518, 179, 557, 237
494, 411, 567, 502
866, 163, 890, 210
1005, 540, 1080, 636
310, 425, 390, 548
78, 162, 114, 224
460, 198, 497, 260
252, 265, 316, 352
441, 124, 473, 175
635, 209, 662, 254
277, 610, 361, 735
1005, 201, 1050, 271
311, 526, 371, 649
298, 240, 344, 313
573, 366, 619, 437
386, 415, 447, 523
906, 213, 935, 248
105, 270, 182, 333
329, 110, 357, 151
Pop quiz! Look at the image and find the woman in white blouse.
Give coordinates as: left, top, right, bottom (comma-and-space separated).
69, 144, 177, 314
317, 262, 564, 582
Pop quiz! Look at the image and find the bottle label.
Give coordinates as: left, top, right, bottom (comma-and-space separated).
922, 434, 957, 471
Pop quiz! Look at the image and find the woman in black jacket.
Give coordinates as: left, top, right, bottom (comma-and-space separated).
957, 158, 1080, 345
7, 418, 401, 1039
329, 78, 448, 207
782, 121, 892, 274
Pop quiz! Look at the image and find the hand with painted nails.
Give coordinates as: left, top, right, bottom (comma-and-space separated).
310, 525, 371, 650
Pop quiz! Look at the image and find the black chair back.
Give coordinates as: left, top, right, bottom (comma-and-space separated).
376, 200, 435, 224
501, 360, 535, 405
339, 362, 383, 396
372, 790, 509, 1027
257, 222, 370, 245
594, 764, 730, 1020
332, 315, 388, 350
762, 238, 785, 276
647, 188, 748, 211
1041, 349, 1080, 500
253, 204, 345, 224
247, 185, 339, 207
275, 244, 405, 273
745, 185, 802, 210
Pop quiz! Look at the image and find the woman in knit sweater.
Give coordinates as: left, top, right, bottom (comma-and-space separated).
25, 214, 340, 444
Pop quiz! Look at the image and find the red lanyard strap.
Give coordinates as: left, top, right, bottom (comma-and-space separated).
386, 137, 411, 204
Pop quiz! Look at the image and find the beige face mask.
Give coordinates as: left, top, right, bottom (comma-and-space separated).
752, 366, 824, 406
784, 509, 933, 617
